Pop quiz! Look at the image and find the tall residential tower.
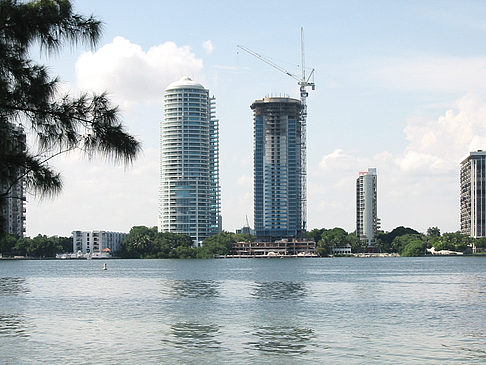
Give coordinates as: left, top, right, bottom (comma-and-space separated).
356, 168, 378, 246
158, 77, 221, 245
460, 150, 486, 238
1, 124, 26, 238
251, 96, 303, 241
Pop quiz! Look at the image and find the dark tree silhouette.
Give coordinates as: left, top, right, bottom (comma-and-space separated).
0, 0, 141, 235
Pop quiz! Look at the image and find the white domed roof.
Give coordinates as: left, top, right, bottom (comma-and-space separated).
165, 76, 205, 90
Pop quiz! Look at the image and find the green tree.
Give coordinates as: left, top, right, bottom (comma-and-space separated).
198, 231, 249, 258
320, 227, 348, 245
434, 232, 473, 253
120, 226, 158, 258
475, 237, 486, 250
391, 233, 425, 254
306, 228, 326, 243
31, 235, 62, 257
13, 234, 63, 257
347, 232, 365, 253
57, 236, 72, 253
376, 226, 420, 253
13, 237, 30, 256
156, 232, 193, 258
427, 227, 441, 237
0, 0, 140, 236
401, 239, 426, 257
120, 226, 194, 258
316, 227, 349, 256
0, 233, 17, 256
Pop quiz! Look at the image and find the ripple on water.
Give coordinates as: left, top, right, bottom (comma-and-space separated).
251, 281, 307, 300
244, 325, 315, 356
0, 314, 30, 338
0, 277, 29, 295
168, 279, 221, 298
161, 321, 222, 352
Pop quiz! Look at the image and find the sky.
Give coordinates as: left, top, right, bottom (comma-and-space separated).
26, 0, 486, 237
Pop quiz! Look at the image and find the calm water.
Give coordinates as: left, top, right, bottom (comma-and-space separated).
0, 257, 485, 364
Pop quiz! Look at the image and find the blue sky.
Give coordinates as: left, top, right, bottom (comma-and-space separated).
27, 0, 486, 237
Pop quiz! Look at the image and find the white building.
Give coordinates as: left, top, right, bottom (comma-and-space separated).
461, 150, 486, 241
356, 168, 379, 246
332, 245, 352, 255
158, 77, 221, 246
72, 231, 127, 254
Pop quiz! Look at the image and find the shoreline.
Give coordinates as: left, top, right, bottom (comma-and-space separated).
1, 253, 485, 260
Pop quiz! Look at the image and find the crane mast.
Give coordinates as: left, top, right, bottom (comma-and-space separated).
237, 27, 315, 234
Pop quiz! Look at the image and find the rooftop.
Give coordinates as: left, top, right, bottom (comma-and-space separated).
165, 76, 205, 91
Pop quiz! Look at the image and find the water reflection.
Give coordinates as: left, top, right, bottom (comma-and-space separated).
0, 277, 29, 295
170, 280, 220, 298
0, 314, 29, 338
163, 322, 221, 351
251, 281, 307, 300
246, 326, 314, 355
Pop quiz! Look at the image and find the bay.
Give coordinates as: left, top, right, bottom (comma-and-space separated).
0, 257, 485, 364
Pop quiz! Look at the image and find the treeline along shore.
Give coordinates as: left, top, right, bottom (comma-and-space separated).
1, 225, 486, 259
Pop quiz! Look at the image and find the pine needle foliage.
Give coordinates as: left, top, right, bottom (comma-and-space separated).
0, 0, 141, 225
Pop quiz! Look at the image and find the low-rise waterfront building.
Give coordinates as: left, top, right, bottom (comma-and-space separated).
231, 239, 316, 256
72, 230, 127, 254
332, 245, 352, 255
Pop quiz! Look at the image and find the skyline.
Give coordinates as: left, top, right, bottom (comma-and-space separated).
26, 0, 486, 237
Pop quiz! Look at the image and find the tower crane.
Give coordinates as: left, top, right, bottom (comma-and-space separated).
237, 27, 315, 233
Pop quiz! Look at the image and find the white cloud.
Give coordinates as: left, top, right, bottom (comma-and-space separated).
26, 148, 159, 237
75, 36, 204, 107
310, 94, 486, 233
202, 40, 215, 55
398, 94, 486, 171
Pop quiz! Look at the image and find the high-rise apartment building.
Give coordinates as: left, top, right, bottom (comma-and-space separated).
356, 168, 378, 246
158, 77, 221, 245
0, 124, 26, 238
460, 150, 486, 238
251, 97, 303, 240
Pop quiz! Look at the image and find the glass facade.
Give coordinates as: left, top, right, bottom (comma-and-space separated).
159, 77, 221, 245
251, 97, 302, 240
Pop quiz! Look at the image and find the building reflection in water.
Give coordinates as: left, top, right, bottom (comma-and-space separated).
245, 326, 315, 355
163, 322, 221, 352
169, 280, 220, 299
0, 277, 29, 295
0, 314, 29, 338
251, 281, 307, 300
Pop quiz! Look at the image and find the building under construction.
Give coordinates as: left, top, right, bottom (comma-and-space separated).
252, 97, 303, 241
240, 28, 314, 242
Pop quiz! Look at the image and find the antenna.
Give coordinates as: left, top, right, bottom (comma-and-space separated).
237, 28, 315, 233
